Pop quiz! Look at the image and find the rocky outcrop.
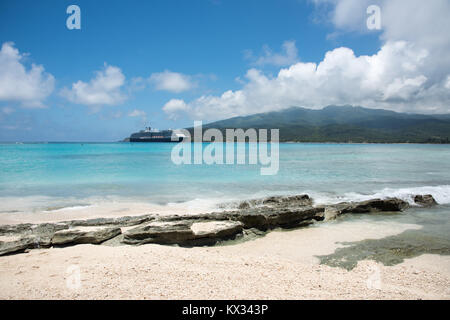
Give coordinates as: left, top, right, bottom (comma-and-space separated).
0, 237, 37, 256
330, 198, 409, 215
0, 222, 68, 236
262, 194, 313, 206
237, 194, 312, 209
0, 234, 53, 255
62, 215, 155, 227
52, 227, 122, 246
229, 206, 324, 230
318, 198, 410, 220
323, 207, 340, 221
191, 221, 244, 238
414, 194, 438, 207
123, 220, 243, 246
0, 194, 438, 256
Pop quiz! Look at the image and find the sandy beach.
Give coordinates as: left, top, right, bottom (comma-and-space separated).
2, 0, 450, 305
1, 217, 449, 300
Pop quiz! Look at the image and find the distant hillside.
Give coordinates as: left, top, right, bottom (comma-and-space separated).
194, 106, 450, 143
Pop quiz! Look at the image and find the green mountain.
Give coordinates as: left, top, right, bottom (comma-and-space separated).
196, 105, 450, 143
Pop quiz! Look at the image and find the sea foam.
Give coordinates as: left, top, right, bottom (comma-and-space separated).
331, 185, 450, 205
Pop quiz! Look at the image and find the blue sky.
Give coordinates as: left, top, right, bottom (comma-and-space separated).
0, 0, 449, 141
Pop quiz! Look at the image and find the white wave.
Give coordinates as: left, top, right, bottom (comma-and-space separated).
175, 185, 450, 211
1, 185, 449, 220
311, 185, 450, 206
42, 204, 92, 213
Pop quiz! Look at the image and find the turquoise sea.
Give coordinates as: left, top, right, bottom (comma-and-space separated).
1, 142, 449, 265
1, 143, 450, 203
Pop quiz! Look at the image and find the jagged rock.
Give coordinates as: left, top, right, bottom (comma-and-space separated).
330, 198, 409, 215
30, 223, 69, 236
52, 227, 122, 245
63, 215, 155, 227
0, 224, 34, 235
262, 194, 312, 206
158, 205, 324, 231
101, 234, 125, 246
0, 236, 49, 256
414, 195, 438, 207
235, 194, 312, 210
324, 207, 340, 221
262, 196, 285, 205
123, 220, 243, 246
0, 223, 68, 236
191, 221, 244, 238
123, 221, 194, 245
0, 223, 67, 255
229, 206, 324, 230
0, 238, 33, 256
158, 212, 230, 222
0, 194, 436, 256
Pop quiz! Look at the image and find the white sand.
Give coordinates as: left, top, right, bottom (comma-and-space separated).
1, 219, 449, 300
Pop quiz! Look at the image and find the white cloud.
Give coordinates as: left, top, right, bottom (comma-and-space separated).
163, 1, 450, 120
61, 64, 127, 108
162, 99, 190, 120
246, 40, 299, 67
313, 0, 375, 32
0, 42, 54, 108
128, 109, 147, 118
314, 0, 450, 74
149, 71, 196, 93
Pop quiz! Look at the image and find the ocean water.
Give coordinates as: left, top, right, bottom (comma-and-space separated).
1, 142, 449, 266
1, 142, 450, 208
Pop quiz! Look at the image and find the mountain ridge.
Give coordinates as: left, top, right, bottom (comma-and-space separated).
197, 105, 450, 143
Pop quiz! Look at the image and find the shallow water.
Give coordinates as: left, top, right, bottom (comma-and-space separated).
317, 206, 450, 269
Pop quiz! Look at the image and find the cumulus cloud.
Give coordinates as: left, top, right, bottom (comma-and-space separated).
245, 40, 299, 67
314, 0, 450, 78
0, 42, 54, 108
149, 71, 196, 93
61, 64, 127, 108
162, 99, 190, 120
163, 0, 450, 120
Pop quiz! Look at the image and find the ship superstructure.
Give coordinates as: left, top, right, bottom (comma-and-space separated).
129, 126, 186, 142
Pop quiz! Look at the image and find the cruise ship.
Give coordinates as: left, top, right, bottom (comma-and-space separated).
129, 126, 187, 142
